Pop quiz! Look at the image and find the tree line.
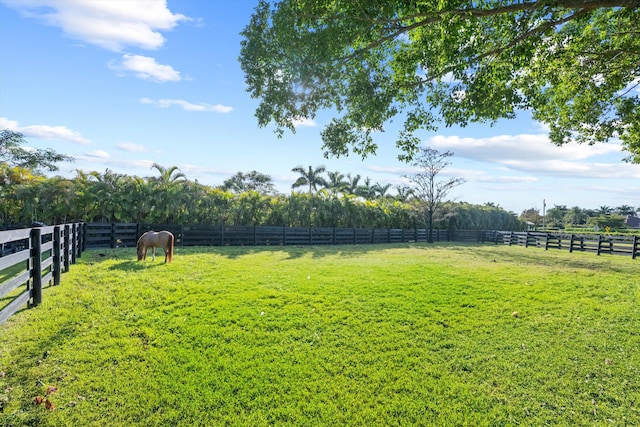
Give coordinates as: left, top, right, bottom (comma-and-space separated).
519, 204, 639, 231
2, 130, 636, 233
0, 161, 523, 231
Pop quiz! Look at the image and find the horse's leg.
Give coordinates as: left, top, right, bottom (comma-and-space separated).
164, 246, 168, 263
151, 246, 156, 261
143, 247, 147, 260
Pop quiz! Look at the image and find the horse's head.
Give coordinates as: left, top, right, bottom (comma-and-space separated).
136, 242, 144, 261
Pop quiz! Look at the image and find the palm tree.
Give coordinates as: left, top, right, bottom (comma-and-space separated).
598, 205, 613, 215
374, 183, 392, 199
345, 173, 362, 196
150, 163, 187, 185
358, 177, 377, 199
147, 164, 188, 223
325, 170, 348, 195
545, 205, 567, 228
393, 185, 414, 202
614, 205, 636, 216
88, 169, 126, 222
291, 165, 327, 194
564, 206, 587, 226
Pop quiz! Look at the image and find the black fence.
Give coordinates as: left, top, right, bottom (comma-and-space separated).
488, 230, 639, 259
82, 224, 638, 259
0, 223, 84, 325
84, 223, 456, 249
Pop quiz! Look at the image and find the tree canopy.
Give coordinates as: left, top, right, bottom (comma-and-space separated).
1, 130, 74, 172
239, 0, 640, 162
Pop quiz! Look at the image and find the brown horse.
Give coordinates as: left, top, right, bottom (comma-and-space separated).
136, 230, 174, 263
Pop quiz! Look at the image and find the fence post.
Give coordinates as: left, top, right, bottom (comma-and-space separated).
53, 226, 61, 286
30, 228, 43, 307
78, 222, 87, 256
78, 222, 83, 257
110, 223, 116, 248
71, 223, 78, 264
569, 234, 575, 253
596, 234, 602, 256
64, 225, 71, 272
632, 236, 638, 259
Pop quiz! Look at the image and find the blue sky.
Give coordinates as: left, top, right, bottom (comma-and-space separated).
1, 0, 638, 215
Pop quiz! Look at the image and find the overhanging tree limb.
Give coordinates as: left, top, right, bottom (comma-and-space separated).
240, 0, 640, 162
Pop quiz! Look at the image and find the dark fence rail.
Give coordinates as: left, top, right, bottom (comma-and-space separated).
0, 223, 85, 325
84, 224, 637, 259
84, 223, 452, 249
486, 231, 639, 259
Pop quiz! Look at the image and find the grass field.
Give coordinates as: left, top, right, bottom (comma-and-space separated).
1, 243, 638, 426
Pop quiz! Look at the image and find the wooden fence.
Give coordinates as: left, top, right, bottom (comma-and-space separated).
487, 231, 639, 259
83, 223, 453, 249
0, 223, 84, 325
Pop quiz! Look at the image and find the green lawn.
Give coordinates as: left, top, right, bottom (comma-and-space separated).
1, 243, 638, 426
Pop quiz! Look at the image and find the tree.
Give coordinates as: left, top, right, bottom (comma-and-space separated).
240, 1, 640, 163
564, 206, 588, 226
345, 173, 362, 196
325, 170, 349, 195
597, 205, 614, 215
357, 177, 378, 200
588, 214, 627, 230
519, 208, 543, 227
374, 183, 392, 199
545, 205, 568, 228
393, 185, 414, 202
404, 147, 465, 242
614, 204, 637, 216
291, 165, 328, 194
150, 163, 187, 185
1, 130, 74, 172
221, 170, 277, 194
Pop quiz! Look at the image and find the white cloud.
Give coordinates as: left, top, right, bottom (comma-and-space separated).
429, 134, 622, 162
502, 159, 640, 179
75, 154, 156, 170
0, 117, 90, 145
115, 142, 155, 153
84, 150, 110, 159
427, 133, 640, 179
292, 117, 317, 128
2, 0, 188, 52
139, 98, 233, 113
0, 117, 20, 130
110, 54, 181, 82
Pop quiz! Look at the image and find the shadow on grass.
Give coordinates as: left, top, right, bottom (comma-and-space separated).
81, 242, 636, 273
179, 243, 428, 261
83, 243, 452, 265
107, 259, 172, 271
428, 243, 635, 273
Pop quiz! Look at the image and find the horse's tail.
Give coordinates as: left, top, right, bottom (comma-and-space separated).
167, 233, 174, 263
